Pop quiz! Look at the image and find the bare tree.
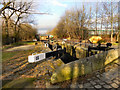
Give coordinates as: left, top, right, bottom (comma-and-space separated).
1, 0, 51, 44
95, 2, 98, 35
64, 10, 72, 39
1, 0, 33, 43
87, 6, 92, 29
50, 5, 88, 40
100, 7, 104, 35
103, 2, 118, 42
13, 1, 33, 42
110, 2, 118, 42
0, 0, 15, 15
110, 2, 114, 42
18, 23, 37, 40
103, 2, 111, 38
1, 1, 16, 44
117, 2, 120, 42
98, 3, 106, 36
75, 8, 82, 40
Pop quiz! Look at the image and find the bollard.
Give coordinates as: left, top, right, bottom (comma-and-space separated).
45, 43, 49, 47
35, 42, 38, 45
64, 47, 66, 54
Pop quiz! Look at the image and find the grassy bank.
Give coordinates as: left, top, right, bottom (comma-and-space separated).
3, 78, 35, 88
2, 41, 36, 50
2, 43, 54, 88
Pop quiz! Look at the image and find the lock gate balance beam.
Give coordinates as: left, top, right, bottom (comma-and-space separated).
28, 49, 65, 63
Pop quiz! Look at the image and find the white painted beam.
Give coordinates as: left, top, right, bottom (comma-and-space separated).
28, 53, 45, 63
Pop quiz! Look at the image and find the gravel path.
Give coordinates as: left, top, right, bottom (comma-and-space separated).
6, 45, 35, 51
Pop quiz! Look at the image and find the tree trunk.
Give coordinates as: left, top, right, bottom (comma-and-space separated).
14, 23, 18, 42
116, 31, 119, 42
101, 13, 103, 36
111, 2, 113, 42
5, 20, 9, 44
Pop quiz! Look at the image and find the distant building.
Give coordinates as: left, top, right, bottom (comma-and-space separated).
39, 34, 54, 41
88, 29, 117, 35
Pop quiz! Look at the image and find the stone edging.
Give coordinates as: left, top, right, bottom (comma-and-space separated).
51, 48, 120, 84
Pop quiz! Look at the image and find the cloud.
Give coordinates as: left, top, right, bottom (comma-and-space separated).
56, 0, 119, 2
51, 0, 67, 7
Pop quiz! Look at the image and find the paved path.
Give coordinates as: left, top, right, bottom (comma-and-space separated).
46, 60, 120, 89
73, 62, 120, 89
6, 45, 35, 51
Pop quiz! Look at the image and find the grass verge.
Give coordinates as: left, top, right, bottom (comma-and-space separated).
2, 51, 22, 62
3, 41, 36, 50
2, 78, 35, 88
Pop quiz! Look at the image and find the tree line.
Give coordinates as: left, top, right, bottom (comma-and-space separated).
0, 0, 37, 45
49, 2, 119, 42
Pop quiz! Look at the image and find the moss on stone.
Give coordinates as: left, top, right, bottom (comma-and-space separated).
51, 49, 119, 84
